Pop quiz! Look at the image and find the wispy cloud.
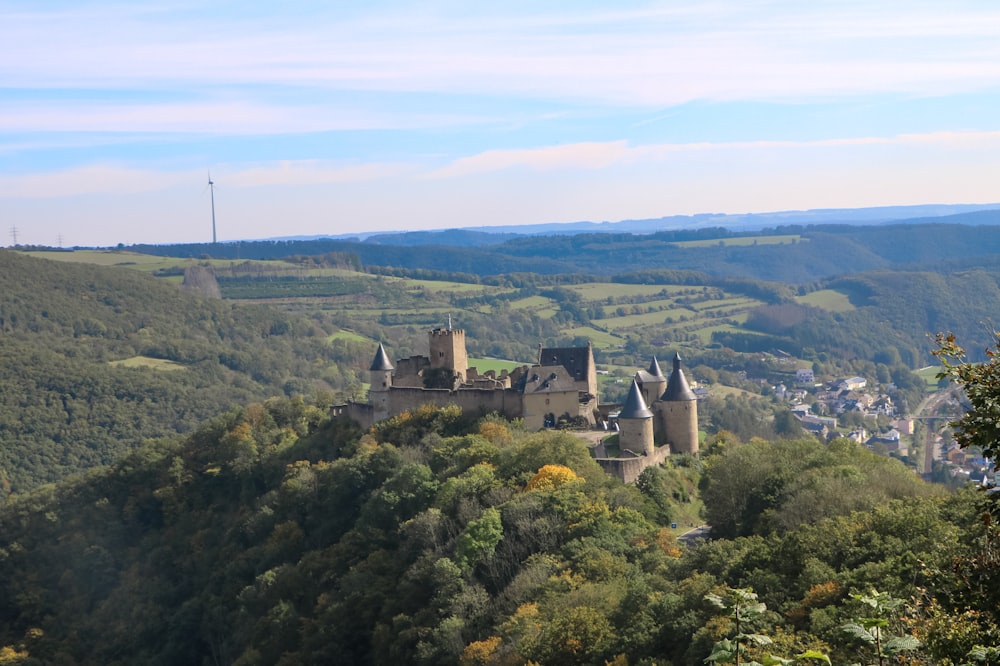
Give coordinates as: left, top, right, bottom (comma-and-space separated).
429, 130, 1000, 178
5, 2, 1000, 115
427, 142, 632, 178
4, 2, 1000, 244
0, 164, 190, 198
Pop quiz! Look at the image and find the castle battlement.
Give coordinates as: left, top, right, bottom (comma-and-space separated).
344, 329, 698, 482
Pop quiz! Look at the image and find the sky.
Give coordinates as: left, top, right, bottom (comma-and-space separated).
4, 1, 1000, 247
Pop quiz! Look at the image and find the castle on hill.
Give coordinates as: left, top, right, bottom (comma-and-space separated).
344, 326, 698, 482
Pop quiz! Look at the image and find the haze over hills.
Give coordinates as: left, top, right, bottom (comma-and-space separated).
265, 203, 1000, 245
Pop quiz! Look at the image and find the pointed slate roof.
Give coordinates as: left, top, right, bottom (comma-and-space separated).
619, 379, 654, 419
662, 352, 696, 401
369, 343, 395, 371
647, 356, 664, 378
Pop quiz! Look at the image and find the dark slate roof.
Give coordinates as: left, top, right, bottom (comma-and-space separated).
647, 356, 664, 378
369, 343, 395, 371
538, 346, 592, 383
662, 352, 696, 401
619, 379, 654, 419
519, 365, 578, 394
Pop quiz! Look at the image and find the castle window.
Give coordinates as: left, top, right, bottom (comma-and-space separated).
545, 398, 550, 405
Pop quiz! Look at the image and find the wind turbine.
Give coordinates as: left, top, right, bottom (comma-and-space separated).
208, 171, 217, 244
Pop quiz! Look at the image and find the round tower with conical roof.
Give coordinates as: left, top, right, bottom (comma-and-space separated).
619, 378, 655, 457
658, 352, 699, 455
369, 343, 395, 422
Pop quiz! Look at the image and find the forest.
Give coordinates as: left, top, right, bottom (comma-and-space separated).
1, 235, 984, 498
0, 397, 995, 665
4, 220, 1000, 663
127, 218, 1000, 282
0, 251, 349, 494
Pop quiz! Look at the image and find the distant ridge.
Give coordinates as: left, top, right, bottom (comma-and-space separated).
267, 202, 1000, 245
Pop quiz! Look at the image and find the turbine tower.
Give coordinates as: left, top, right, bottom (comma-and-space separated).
208, 171, 217, 244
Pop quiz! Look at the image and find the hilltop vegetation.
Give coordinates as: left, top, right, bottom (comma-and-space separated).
93, 220, 1000, 365
126, 219, 1000, 282
0, 401, 994, 665
12, 218, 1000, 491
5, 221, 1000, 663
0, 251, 354, 494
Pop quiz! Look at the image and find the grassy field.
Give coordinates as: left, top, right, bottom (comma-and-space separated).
671, 234, 806, 248
509, 295, 554, 310
915, 365, 944, 390
403, 279, 497, 294
565, 283, 683, 299
563, 326, 623, 349
328, 330, 372, 343
469, 357, 527, 373
25, 250, 189, 269
692, 323, 749, 343
109, 356, 187, 371
796, 289, 856, 312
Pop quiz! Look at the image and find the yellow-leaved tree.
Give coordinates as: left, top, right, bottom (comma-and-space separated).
525, 464, 579, 491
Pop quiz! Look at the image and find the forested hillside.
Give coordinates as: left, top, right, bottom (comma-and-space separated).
0, 401, 994, 665
729, 269, 1000, 365
0, 251, 343, 494
129, 220, 1000, 283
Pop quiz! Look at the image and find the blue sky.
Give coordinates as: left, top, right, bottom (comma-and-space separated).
4, 1, 1000, 246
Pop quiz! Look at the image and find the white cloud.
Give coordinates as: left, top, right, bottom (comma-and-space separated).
427, 142, 632, 178
5, 1, 1000, 111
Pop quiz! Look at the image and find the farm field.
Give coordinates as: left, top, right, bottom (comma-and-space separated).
469, 357, 528, 373
18, 248, 781, 381
795, 288, 856, 312
108, 356, 187, 371
915, 365, 943, 390
565, 283, 685, 299
670, 234, 805, 248
328, 330, 372, 344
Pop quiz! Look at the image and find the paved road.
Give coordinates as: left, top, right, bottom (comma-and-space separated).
678, 524, 710, 545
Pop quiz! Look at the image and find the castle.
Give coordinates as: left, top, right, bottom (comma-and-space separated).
344, 326, 698, 482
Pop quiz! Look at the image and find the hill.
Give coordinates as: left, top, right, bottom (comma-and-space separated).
123, 217, 1000, 284
0, 250, 346, 494
0, 401, 992, 664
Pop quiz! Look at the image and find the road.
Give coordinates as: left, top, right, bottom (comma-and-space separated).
913, 385, 963, 474
678, 524, 710, 545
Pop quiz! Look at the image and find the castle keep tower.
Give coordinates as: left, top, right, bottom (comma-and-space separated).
659, 352, 699, 455
428, 326, 468, 382
369, 343, 395, 422
619, 379, 655, 457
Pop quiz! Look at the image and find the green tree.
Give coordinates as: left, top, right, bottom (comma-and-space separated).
934, 332, 1000, 468
704, 587, 773, 665
840, 590, 919, 666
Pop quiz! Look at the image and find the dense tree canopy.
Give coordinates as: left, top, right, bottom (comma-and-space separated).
0, 402, 991, 665
0, 251, 347, 493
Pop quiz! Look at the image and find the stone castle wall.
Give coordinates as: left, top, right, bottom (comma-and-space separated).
595, 444, 672, 483
387, 385, 523, 421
